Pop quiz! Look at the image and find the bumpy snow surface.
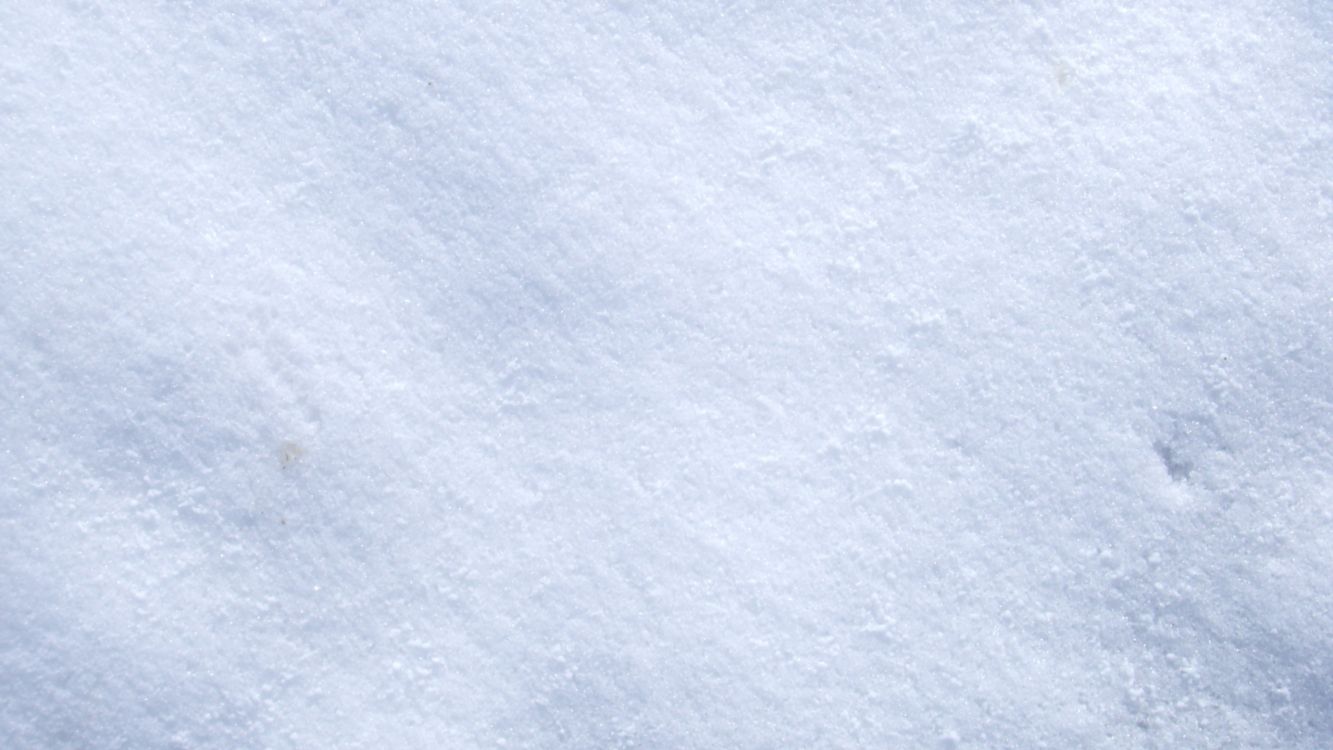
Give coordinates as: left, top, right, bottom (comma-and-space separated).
2, 2, 1331, 747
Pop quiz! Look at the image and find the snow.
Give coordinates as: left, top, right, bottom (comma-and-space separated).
2, 2, 1330, 747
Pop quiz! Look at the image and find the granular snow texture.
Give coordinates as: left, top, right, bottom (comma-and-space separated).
2, 2, 1331, 748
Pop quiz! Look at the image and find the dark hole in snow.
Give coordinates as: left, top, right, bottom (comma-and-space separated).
1154, 440, 1192, 481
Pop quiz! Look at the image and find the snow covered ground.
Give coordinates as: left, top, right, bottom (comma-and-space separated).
2, 2, 1330, 747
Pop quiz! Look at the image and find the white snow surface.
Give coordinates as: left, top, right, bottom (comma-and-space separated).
2, 2, 1331, 747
